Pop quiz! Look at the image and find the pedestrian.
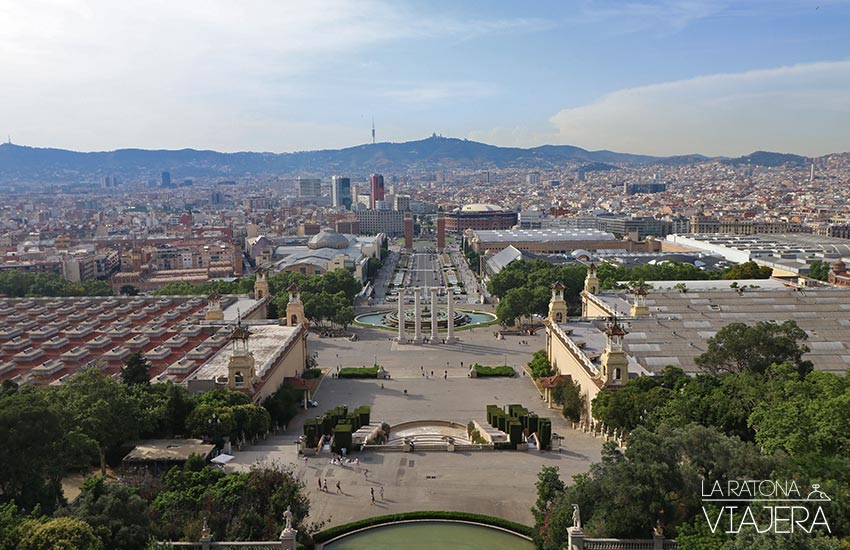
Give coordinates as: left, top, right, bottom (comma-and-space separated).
323, 479, 328, 492
430, 370, 434, 377
318, 478, 322, 491
380, 486, 385, 500
444, 370, 447, 379
381, 382, 384, 389
364, 468, 369, 479
336, 481, 342, 494
370, 487, 375, 505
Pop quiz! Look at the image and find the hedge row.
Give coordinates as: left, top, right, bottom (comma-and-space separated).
313, 511, 533, 543
474, 364, 515, 377
339, 365, 380, 378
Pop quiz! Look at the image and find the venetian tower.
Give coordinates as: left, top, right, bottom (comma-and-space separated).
205, 292, 224, 321
548, 281, 568, 324
598, 318, 628, 386
227, 324, 257, 391
285, 283, 305, 327
630, 284, 649, 317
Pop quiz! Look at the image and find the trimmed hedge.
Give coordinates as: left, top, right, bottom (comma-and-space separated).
302, 368, 322, 379
473, 364, 515, 377
313, 511, 533, 543
339, 366, 380, 379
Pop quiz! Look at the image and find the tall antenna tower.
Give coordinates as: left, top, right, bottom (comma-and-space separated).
371, 117, 376, 145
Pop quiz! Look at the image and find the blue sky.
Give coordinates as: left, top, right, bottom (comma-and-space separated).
2, 0, 849, 155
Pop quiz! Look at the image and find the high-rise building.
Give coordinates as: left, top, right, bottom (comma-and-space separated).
332, 176, 352, 209
298, 177, 322, 198
161, 171, 172, 187
370, 174, 385, 210
526, 172, 541, 185
394, 194, 411, 212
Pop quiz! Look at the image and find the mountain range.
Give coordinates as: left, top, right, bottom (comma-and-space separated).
0, 136, 815, 183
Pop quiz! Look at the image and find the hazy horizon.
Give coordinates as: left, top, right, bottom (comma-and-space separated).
2, 1, 850, 157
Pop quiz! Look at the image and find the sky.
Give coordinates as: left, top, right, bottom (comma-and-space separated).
1, 0, 850, 156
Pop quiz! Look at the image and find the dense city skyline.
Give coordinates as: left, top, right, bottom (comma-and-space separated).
2, 1, 850, 156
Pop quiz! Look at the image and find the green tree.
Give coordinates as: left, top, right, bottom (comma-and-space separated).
185, 404, 236, 442
535, 424, 781, 541
808, 260, 831, 282
553, 379, 584, 422
65, 477, 151, 550
748, 366, 850, 456
695, 321, 812, 377
0, 391, 66, 512
231, 404, 271, 439
722, 261, 773, 280
591, 367, 687, 432
531, 466, 567, 550
58, 369, 141, 476
120, 352, 151, 386
18, 517, 104, 550
528, 350, 554, 379
119, 285, 139, 296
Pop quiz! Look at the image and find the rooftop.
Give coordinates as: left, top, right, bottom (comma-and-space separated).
577, 285, 850, 375
474, 227, 615, 243
188, 324, 302, 383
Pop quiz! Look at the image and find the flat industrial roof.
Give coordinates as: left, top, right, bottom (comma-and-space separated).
474, 227, 615, 243
580, 286, 850, 374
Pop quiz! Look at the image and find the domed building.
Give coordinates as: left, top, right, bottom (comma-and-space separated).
307, 229, 350, 250
271, 228, 384, 283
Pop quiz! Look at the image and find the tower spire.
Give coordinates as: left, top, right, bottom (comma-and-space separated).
371, 117, 376, 145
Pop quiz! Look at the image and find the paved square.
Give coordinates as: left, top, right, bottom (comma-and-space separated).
228, 324, 604, 528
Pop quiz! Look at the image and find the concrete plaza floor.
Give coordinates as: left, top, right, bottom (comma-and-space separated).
227, 324, 604, 528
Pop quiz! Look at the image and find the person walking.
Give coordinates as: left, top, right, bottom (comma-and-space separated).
336, 481, 342, 494
323, 479, 328, 492
380, 486, 385, 500
317, 478, 322, 491
370, 487, 375, 505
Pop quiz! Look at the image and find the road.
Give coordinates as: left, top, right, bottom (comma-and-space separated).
407, 250, 443, 288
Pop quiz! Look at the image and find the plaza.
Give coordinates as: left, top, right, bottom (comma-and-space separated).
226, 323, 604, 528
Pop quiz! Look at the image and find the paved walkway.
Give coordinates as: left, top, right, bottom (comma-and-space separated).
227, 324, 604, 528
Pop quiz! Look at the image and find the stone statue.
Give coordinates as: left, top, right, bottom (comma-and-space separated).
283, 506, 293, 531
572, 504, 582, 529
653, 518, 664, 537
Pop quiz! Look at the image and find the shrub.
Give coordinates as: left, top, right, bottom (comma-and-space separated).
473, 365, 515, 377
493, 441, 518, 451
302, 368, 322, 379
338, 366, 380, 379
332, 424, 352, 454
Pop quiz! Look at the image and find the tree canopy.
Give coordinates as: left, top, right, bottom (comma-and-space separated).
695, 320, 812, 377
0, 271, 112, 298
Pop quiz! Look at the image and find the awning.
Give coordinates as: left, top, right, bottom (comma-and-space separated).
210, 454, 234, 465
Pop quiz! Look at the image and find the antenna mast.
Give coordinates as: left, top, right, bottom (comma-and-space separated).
371, 117, 376, 145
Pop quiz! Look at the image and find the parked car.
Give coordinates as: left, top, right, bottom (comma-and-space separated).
307, 399, 319, 408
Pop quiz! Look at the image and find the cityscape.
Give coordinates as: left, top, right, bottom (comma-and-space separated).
1, 2, 850, 550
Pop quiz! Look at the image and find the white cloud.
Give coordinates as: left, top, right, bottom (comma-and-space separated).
545, 60, 850, 156
0, 1, 541, 151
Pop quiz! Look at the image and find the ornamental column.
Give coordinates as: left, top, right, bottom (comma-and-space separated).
446, 288, 457, 343
413, 288, 423, 344
397, 289, 406, 343
430, 287, 439, 342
